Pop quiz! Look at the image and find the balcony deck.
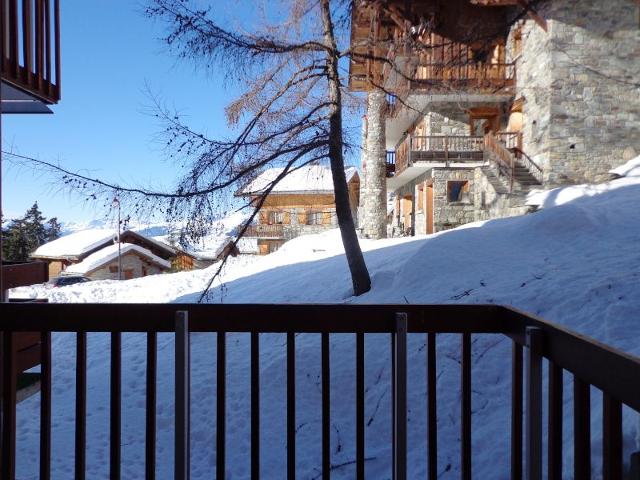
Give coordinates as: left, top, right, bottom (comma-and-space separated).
1, 0, 61, 111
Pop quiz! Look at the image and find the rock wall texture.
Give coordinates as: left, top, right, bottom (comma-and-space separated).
432, 168, 476, 231
362, 89, 388, 238
515, 0, 640, 185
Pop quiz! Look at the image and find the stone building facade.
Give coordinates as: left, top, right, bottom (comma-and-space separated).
354, 0, 639, 236
513, 0, 640, 185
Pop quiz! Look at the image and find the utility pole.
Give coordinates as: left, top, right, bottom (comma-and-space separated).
113, 195, 122, 280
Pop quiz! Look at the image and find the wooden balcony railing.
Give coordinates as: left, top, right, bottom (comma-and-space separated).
1, 0, 61, 104
412, 62, 516, 90
0, 303, 638, 479
244, 224, 285, 239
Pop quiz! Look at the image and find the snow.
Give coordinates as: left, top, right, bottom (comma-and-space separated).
31, 229, 116, 259
241, 164, 358, 195
65, 243, 171, 275
11, 172, 640, 479
609, 155, 640, 178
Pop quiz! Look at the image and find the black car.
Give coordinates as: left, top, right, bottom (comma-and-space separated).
48, 276, 92, 287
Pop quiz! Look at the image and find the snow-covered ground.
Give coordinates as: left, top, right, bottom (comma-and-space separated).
11, 166, 640, 479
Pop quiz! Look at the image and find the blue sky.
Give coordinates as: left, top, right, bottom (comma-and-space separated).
2, 1, 261, 222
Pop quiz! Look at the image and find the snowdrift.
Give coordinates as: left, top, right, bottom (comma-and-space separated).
13, 174, 640, 479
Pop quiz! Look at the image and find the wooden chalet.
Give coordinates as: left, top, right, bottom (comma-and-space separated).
238, 164, 360, 255
353, 0, 639, 235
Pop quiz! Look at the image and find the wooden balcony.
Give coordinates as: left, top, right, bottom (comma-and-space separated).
0, 303, 638, 478
1, 0, 61, 111
244, 223, 286, 239
392, 133, 523, 179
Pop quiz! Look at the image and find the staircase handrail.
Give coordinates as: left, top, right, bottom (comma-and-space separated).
512, 147, 544, 184
484, 132, 515, 192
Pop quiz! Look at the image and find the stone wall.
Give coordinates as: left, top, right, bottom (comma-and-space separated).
432, 168, 476, 231
473, 168, 532, 222
513, 0, 640, 185
423, 111, 470, 136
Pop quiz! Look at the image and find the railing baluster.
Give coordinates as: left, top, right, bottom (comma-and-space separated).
461, 332, 471, 480
323, 332, 331, 480
356, 332, 364, 480
602, 393, 622, 480
35, 0, 44, 88
573, 377, 591, 480
287, 332, 295, 480
175, 311, 190, 480
525, 327, 543, 480
10, 0, 20, 76
393, 313, 407, 480
110, 332, 121, 480
1, 332, 17, 480
75, 332, 86, 480
146, 332, 157, 480
511, 342, 523, 480
427, 332, 437, 480
216, 330, 226, 480
22, 0, 33, 80
40, 331, 52, 480
251, 332, 260, 480
548, 364, 563, 480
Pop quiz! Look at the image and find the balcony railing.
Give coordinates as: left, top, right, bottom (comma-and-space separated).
1, 0, 61, 104
244, 223, 285, 239
411, 62, 516, 90
0, 303, 638, 479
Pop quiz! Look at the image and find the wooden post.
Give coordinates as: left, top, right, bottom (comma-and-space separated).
175, 311, 190, 480
525, 327, 543, 480
393, 313, 407, 480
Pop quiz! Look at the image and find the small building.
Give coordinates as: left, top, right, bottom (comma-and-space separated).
237, 164, 361, 255
31, 229, 118, 277
64, 243, 171, 280
31, 228, 178, 278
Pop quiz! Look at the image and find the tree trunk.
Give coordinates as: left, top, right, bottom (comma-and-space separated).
363, 89, 388, 239
320, 0, 371, 296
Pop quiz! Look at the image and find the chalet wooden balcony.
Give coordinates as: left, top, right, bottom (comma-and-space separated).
1, 0, 61, 110
0, 303, 638, 479
244, 224, 285, 239
392, 133, 523, 180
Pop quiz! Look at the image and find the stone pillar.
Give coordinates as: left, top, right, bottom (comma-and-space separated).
363, 89, 387, 239
358, 115, 368, 230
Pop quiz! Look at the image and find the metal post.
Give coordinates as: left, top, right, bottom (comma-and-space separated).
525, 327, 543, 480
175, 311, 190, 480
393, 313, 407, 480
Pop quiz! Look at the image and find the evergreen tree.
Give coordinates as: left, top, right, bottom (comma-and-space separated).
2, 219, 30, 261
46, 217, 62, 242
23, 202, 48, 250
1, 202, 56, 261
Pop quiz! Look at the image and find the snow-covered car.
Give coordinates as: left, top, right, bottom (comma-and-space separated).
48, 275, 92, 288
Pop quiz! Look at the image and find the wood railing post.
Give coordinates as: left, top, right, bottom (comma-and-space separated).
175, 311, 190, 480
1, 332, 16, 480
393, 313, 407, 480
525, 327, 543, 480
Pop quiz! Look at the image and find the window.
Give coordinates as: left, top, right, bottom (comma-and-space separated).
447, 181, 470, 203
109, 266, 119, 273
267, 210, 285, 224
307, 210, 324, 225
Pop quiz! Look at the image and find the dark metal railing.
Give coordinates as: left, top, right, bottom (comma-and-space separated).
0, 303, 638, 480
1, 0, 61, 103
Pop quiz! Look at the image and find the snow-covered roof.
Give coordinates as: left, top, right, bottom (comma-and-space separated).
32, 229, 116, 259
186, 235, 236, 261
240, 165, 359, 195
65, 243, 171, 275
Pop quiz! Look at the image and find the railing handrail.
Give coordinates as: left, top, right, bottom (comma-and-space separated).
1, 302, 638, 479
513, 147, 544, 184
485, 131, 515, 191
